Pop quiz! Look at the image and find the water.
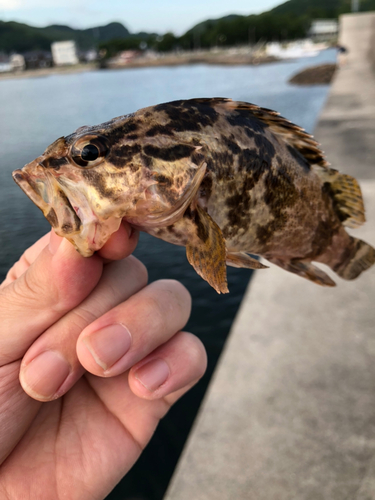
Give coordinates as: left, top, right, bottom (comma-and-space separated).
0, 49, 336, 499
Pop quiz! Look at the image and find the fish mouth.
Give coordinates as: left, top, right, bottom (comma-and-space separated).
13, 165, 121, 257
12, 166, 82, 234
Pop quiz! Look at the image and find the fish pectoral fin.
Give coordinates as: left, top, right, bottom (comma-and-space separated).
227, 252, 268, 270
186, 206, 228, 294
268, 258, 336, 287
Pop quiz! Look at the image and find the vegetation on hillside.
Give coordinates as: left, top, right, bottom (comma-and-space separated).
1, 0, 375, 55
0, 21, 130, 53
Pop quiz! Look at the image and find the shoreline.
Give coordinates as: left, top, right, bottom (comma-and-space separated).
0, 54, 279, 81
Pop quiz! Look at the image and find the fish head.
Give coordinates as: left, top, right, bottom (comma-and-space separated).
12, 112, 206, 256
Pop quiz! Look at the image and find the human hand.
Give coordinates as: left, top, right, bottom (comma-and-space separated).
0, 224, 207, 500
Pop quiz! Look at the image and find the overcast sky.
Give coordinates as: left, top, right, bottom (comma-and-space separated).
0, 0, 283, 34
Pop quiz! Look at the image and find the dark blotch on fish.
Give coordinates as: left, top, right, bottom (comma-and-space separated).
225, 176, 254, 232
199, 174, 213, 201
105, 120, 139, 145
42, 157, 69, 170
143, 144, 195, 162
194, 210, 209, 243
226, 112, 268, 134
154, 174, 173, 187
46, 208, 58, 227
287, 145, 311, 172
155, 100, 219, 132
146, 124, 174, 137
110, 144, 141, 167
81, 169, 116, 199
254, 134, 276, 163
256, 167, 299, 244
222, 135, 241, 155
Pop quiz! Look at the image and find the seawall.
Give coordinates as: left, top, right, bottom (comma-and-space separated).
165, 12, 375, 500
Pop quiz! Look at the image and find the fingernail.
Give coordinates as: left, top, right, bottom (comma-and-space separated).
135, 358, 170, 392
21, 350, 71, 400
83, 324, 132, 371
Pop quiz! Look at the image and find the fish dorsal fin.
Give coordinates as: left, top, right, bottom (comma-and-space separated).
189, 98, 330, 168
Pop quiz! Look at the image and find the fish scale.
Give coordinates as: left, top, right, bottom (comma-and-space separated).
12, 98, 375, 293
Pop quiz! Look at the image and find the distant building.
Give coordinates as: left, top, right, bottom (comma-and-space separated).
308, 20, 339, 41
23, 50, 53, 70
108, 50, 141, 67
10, 54, 25, 71
51, 41, 79, 66
78, 49, 98, 63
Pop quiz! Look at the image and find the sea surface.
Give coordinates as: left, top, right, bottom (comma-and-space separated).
0, 49, 336, 500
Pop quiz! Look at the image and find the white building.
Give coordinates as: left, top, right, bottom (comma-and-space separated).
309, 20, 339, 41
51, 40, 79, 66
10, 54, 25, 71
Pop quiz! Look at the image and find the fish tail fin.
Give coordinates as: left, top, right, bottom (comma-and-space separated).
333, 236, 375, 280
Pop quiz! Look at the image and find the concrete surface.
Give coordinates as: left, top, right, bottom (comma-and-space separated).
165, 13, 375, 500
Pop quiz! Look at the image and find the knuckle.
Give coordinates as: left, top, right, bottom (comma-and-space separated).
17, 269, 44, 302
70, 306, 98, 331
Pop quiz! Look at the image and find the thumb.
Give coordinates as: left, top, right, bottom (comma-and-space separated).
0, 236, 103, 365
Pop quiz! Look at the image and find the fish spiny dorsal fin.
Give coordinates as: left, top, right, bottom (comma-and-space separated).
190, 98, 330, 168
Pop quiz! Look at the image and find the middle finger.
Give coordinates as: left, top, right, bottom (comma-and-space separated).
77, 280, 192, 377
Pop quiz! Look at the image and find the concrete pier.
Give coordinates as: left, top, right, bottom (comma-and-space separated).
165, 13, 375, 500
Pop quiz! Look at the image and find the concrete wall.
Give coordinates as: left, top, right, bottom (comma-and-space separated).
164, 13, 375, 500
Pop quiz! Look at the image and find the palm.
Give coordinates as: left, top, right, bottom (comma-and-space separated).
1, 365, 170, 500
0, 231, 205, 499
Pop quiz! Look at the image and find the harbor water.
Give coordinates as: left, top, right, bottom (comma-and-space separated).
0, 49, 336, 499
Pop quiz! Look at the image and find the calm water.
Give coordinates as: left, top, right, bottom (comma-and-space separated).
0, 49, 336, 499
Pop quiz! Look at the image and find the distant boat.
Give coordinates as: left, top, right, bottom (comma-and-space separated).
266, 40, 328, 59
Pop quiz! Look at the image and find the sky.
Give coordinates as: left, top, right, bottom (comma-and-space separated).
0, 0, 283, 35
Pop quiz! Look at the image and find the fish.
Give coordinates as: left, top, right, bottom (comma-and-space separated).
12, 98, 375, 293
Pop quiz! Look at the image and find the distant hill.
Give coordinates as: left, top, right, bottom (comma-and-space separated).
1, 0, 375, 55
270, 0, 375, 17
0, 21, 131, 53
180, 0, 375, 49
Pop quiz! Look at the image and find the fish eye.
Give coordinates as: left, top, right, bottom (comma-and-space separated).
81, 144, 99, 162
71, 135, 109, 168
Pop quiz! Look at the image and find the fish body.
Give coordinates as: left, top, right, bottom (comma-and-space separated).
13, 98, 375, 292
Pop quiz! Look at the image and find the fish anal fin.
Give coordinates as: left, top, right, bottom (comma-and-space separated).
316, 168, 366, 228
186, 206, 228, 294
269, 258, 336, 287
227, 252, 268, 270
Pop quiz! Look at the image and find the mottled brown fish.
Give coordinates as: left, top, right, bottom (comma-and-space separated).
13, 98, 375, 293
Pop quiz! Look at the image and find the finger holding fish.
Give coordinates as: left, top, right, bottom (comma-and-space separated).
19, 255, 148, 401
